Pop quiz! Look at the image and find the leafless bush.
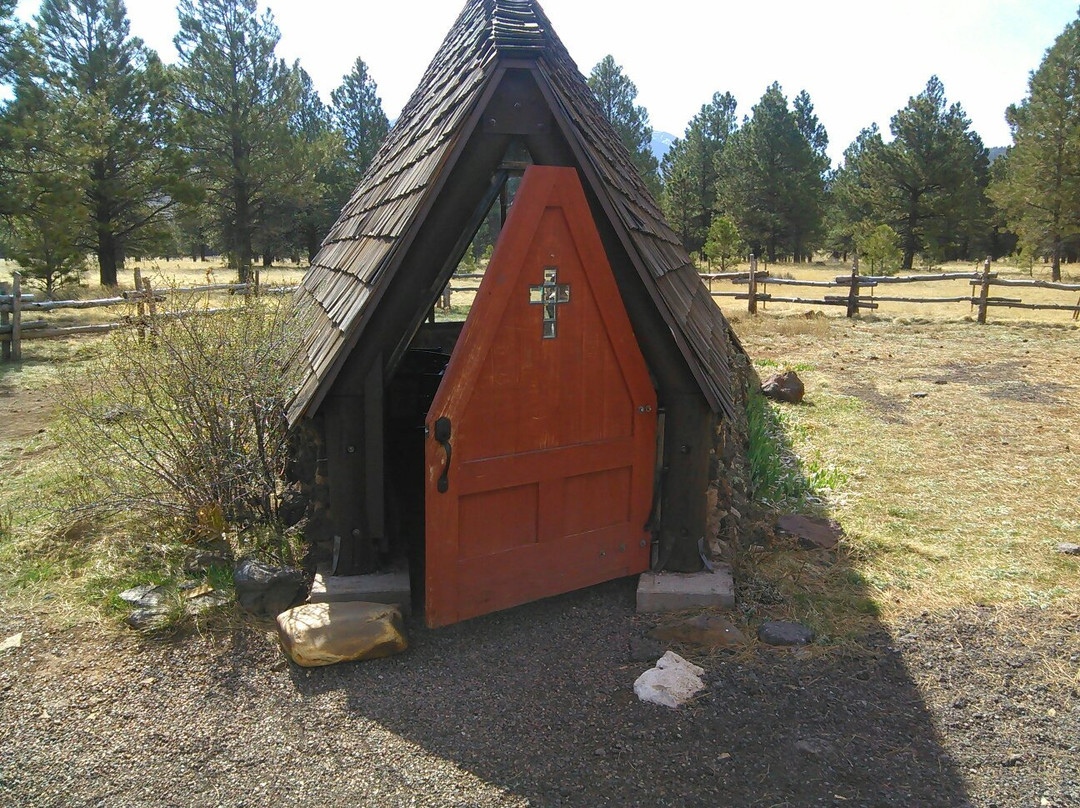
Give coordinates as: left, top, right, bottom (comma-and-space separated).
57, 293, 305, 563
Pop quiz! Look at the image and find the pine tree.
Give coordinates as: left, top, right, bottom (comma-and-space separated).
661, 91, 738, 252
587, 55, 660, 195
174, 0, 312, 281
0, 79, 87, 291
703, 215, 743, 270
0, 0, 17, 82
825, 125, 882, 258
331, 56, 389, 181
715, 83, 827, 263
989, 14, 1080, 281
26, 0, 183, 286
859, 77, 989, 269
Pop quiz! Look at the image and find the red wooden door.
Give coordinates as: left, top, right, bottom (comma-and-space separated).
424, 166, 657, 627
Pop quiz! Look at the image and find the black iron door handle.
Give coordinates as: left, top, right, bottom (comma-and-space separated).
434, 416, 452, 493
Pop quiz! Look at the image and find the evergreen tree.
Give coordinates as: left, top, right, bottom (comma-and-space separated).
0, 0, 18, 82
703, 215, 743, 270
661, 91, 738, 252
825, 125, 882, 258
174, 0, 311, 281
255, 62, 344, 265
715, 83, 827, 263
989, 14, 1080, 281
24, 0, 183, 286
0, 78, 87, 291
587, 55, 660, 195
858, 77, 989, 269
859, 224, 902, 276
330, 56, 389, 181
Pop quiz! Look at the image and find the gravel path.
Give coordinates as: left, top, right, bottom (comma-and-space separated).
1, 580, 1077, 807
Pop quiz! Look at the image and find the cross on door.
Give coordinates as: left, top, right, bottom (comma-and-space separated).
529, 266, 571, 339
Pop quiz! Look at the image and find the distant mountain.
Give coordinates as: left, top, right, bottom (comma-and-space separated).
988, 146, 1008, 163
651, 131, 677, 164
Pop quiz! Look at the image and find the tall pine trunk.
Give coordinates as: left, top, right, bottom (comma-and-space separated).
234, 182, 252, 284
97, 227, 119, 287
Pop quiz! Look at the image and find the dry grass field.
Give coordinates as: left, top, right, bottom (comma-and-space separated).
729, 310, 1079, 636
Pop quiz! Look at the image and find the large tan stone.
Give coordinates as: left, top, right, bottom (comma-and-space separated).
276, 602, 407, 667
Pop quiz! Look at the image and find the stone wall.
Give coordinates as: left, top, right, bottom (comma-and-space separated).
706, 326, 760, 565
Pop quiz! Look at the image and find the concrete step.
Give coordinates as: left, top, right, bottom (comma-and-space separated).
309, 567, 412, 616
636, 565, 735, 613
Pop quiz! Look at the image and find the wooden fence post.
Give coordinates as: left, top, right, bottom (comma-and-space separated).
846, 256, 860, 318
1, 281, 9, 362
10, 272, 21, 361
142, 276, 157, 337
253, 267, 260, 297
133, 267, 145, 339
977, 256, 991, 324
747, 254, 758, 315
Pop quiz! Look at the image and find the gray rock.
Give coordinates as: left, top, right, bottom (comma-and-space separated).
1057, 543, 1080, 556
126, 606, 171, 631
761, 371, 805, 404
184, 592, 230, 616
119, 584, 168, 609
757, 620, 814, 646
234, 559, 308, 618
911, 391, 929, 399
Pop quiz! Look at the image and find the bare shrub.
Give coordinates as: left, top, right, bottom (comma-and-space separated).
57, 293, 305, 563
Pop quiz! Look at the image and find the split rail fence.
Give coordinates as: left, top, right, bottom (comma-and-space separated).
705, 256, 1080, 322
1, 268, 297, 363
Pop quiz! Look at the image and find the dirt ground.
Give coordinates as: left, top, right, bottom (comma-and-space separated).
1, 584, 1077, 808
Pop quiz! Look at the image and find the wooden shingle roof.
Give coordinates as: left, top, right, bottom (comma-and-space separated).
288, 0, 736, 423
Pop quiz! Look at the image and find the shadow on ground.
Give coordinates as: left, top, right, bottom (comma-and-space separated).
290, 575, 971, 807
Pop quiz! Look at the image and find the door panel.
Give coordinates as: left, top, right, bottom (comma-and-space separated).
424, 166, 657, 627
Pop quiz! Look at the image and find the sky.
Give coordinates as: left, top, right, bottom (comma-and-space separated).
13, 0, 1080, 166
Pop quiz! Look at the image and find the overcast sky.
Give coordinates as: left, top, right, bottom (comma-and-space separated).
14, 0, 1079, 165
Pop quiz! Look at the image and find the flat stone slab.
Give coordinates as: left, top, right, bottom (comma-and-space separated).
636, 566, 734, 613
776, 514, 843, 550
649, 614, 747, 650
309, 569, 411, 616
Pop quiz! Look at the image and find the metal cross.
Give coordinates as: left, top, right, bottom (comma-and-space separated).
529, 266, 571, 339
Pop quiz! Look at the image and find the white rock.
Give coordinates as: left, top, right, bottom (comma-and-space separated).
633, 650, 706, 708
